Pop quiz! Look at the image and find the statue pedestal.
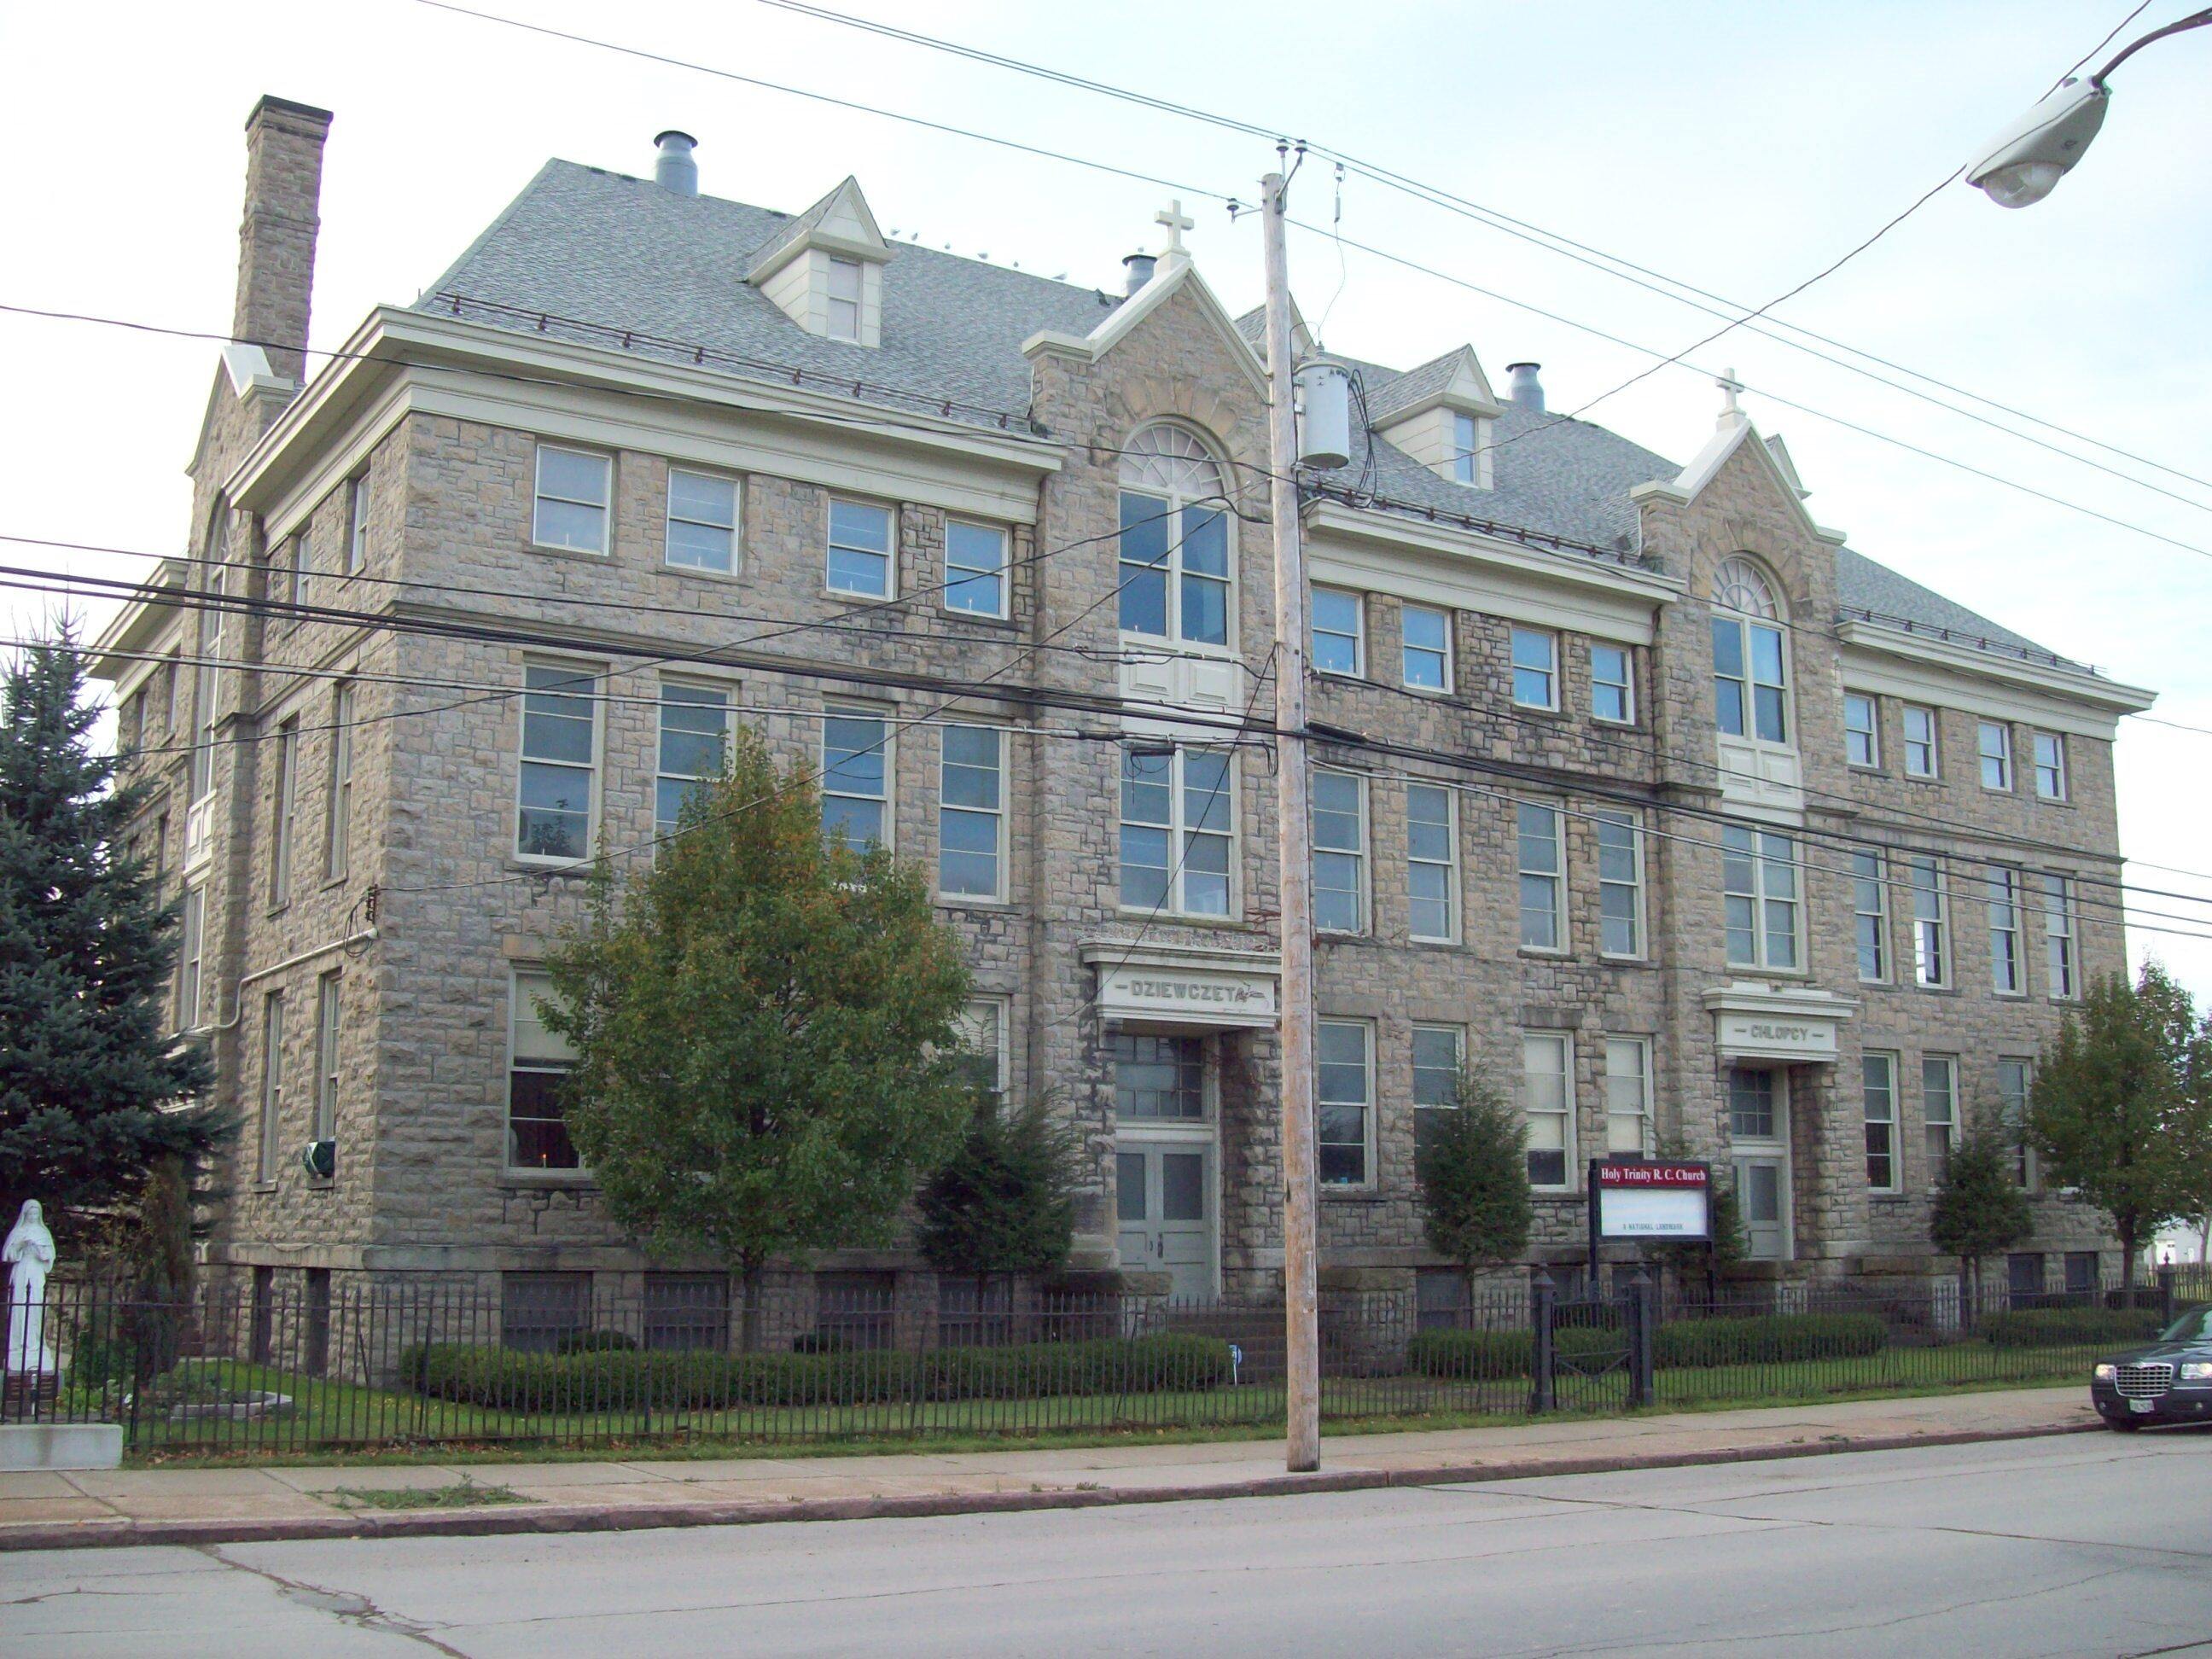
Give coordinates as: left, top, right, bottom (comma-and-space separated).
0, 1421, 122, 1471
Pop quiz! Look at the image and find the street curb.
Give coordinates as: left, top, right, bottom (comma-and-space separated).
0, 1416, 2104, 1553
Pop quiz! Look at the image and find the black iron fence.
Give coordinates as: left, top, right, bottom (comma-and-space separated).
2, 1263, 2200, 1457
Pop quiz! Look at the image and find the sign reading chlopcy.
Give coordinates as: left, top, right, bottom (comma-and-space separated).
1590, 1160, 1714, 1243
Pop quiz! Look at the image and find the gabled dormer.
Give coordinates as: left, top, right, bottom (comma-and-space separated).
1368, 346, 1505, 489
746, 176, 891, 346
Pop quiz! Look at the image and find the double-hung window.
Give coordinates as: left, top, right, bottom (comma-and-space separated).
956, 998, 1010, 1103
945, 520, 1009, 618
1594, 810, 1644, 959
516, 666, 597, 861
1312, 769, 1367, 934
346, 473, 371, 571
1312, 588, 1363, 677
1604, 1037, 1651, 1156
282, 533, 307, 611
509, 969, 579, 1171
324, 682, 354, 880
1315, 1019, 1373, 1186
1978, 720, 2013, 791
822, 706, 891, 853
655, 684, 731, 837
1591, 644, 1633, 724
1711, 560, 1788, 743
939, 724, 1005, 900
826, 255, 863, 341
2040, 874, 2078, 998
1722, 824, 1800, 971
189, 570, 224, 812
1522, 1032, 1573, 1189
1844, 693, 1879, 767
1863, 1053, 1899, 1192
1902, 705, 1939, 778
1119, 748, 1232, 917
1411, 1023, 1463, 1168
1401, 604, 1451, 690
1923, 1057, 1958, 1179
1406, 783, 1458, 943
1988, 866, 2025, 995
533, 446, 610, 555
827, 498, 894, 599
177, 885, 206, 1031
1451, 410, 1480, 484
270, 717, 300, 908
1511, 626, 1558, 710
1516, 802, 1565, 952
665, 469, 739, 573
1852, 849, 1889, 981
1999, 1058, 2036, 1189
2033, 731, 2068, 800
1118, 427, 1231, 649
312, 971, 341, 1146
257, 992, 285, 1183
1907, 856, 1949, 987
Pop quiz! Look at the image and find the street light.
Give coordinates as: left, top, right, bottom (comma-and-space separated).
1967, 7, 2212, 207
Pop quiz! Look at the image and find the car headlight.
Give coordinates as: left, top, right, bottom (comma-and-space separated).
2180, 1362, 2212, 1383
2093, 1363, 2117, 1380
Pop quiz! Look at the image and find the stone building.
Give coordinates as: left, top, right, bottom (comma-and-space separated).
94, 102, 2155, 1341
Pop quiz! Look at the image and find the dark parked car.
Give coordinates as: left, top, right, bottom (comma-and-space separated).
2092, 1307, 2212, 1429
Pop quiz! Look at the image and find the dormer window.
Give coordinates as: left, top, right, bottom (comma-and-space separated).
1451, 412, 1480, 484
746, 176, 890, 346
826, 257, 862, 343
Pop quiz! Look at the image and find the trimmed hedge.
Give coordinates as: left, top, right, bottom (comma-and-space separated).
1978, 1306, 2168, 1349
1406, 1313, 1888, 1379
402, 1331, 1233, 1412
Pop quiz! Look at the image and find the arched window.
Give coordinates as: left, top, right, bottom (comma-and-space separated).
1711, 556, 1789, 745
1118, 425, 1231, 648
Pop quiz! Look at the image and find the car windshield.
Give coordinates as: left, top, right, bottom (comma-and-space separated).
2158, 1307, 2211, 1344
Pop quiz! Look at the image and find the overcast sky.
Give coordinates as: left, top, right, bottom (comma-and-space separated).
3, 0, 2207, 998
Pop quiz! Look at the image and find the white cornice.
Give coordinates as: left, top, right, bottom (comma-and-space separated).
1837, 620, 2153, 732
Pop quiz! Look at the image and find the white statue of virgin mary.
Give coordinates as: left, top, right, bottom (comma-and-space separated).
3, 1200, 58, 1376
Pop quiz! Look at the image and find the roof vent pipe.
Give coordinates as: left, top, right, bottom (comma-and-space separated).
1505, 362, 1544, 412
1121, 253, 1156, 296
654, 131, 699, 197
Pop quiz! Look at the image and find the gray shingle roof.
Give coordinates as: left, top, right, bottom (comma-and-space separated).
420, 160, 2072, 671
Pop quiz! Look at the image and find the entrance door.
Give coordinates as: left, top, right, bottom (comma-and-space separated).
1115, 1142, 1214, 1298
1726, 1067, 1791, 1261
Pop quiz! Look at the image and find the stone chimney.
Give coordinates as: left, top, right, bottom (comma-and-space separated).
232, 96, 334, 384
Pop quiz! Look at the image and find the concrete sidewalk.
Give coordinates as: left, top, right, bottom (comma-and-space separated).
0, 1386, 2100, 1552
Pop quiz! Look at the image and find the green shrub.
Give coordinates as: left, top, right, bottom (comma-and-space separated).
554, 1329, 639, 1356
1979, 1306, 2168, 1349
399, 1331, 1233, 1412
1406, 1313, 1886, 1378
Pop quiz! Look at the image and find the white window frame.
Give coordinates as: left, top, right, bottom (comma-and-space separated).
312, 970, 342, 1147
2032, 731, 2069, 800
1118, 747, 1236, 919
1521, 1031, 1575, 1192
1852, 849, 1889, 983
1978, 719, 2014, 792
956, 996, 1011, 1103
282, 533, 307, 612
826, 497, 896, 600
1988, 866, 2026, 997
664, 468, 740, 574
188, 569, 224, 811
177, 883, 206, 1032
1516, 800, 1566, 952
531, 445, 612, 556
257, 991, 284, 1183
515, 663, 600, 864
944, 519, 1010, 620
323, 682, 353, 882
1922, 1056, 1958, 1181
1844, 692, 1880, 769
508, 967, 581, 1173
1863, 1051, 1900, 1194
1590, 643, 1633, 725
270, 716, 300, 909
1902, 704, 1940, 778
1998, 1057, 2037, 1191
1722, 824, 1802, 972
1510, 626, 1559, 711
655, 681, 731, 838
1450, 410, 1481, 485
2040, 873, 2078, 999
1604, 1036, 1652, 1157
1315, 1017, 1376, 1188
1401, 603, 1452, 692
938, 722, 1007, 902
346, 472, 370, 572
1312, 587, 1365, 678
1312, 768, 1369, 935
1412, 1023, 1464, 1115
1593, 809, 1644, 960
1908, 855, 1951, 987
1405, 782, 1458, 945
1117, 428, 1235, 654
826, 254, 863, 342
822, 703, 894, 854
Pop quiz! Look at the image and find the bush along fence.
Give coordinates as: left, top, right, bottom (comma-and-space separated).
0, 1263, 2203, 1456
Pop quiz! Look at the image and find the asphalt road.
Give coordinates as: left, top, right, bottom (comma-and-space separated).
4, 1432, 2209, 1657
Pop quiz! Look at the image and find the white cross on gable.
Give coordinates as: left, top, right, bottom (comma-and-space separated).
1716, 365, 1744, 416
1155, 199, 1194, 254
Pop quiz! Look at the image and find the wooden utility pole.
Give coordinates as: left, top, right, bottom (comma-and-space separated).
1260, 166, 1320, 1473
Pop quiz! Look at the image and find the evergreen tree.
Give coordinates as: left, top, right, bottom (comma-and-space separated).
0, 637, 223, 1241
915, 1092, 1084, 1303
1415, 1064, 1533, 1299
2030, 963, 2212, 1291
541, 725, 975, 1347
1930, 1110, 2033, 1320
